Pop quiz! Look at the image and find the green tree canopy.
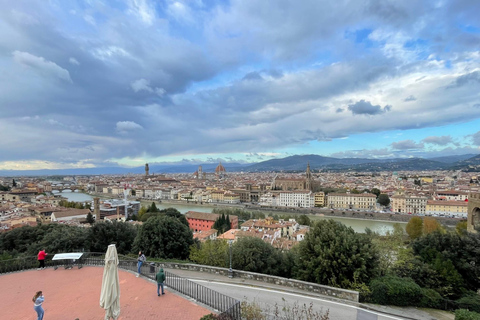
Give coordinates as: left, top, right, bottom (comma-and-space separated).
213, 213, 231, 234
87, 221, 137, 254
147, 202, 159, 213
410, 231, 480, 298
294, 219, 379, 288
161, 208, 189, 227
371, 188, 381, 198
189, 239, 229, 267
377, 194, 390, 206
133, 215, 193, 259
406, 217, 423, 240
231, 237, 281, 275
296, 214, 311, 226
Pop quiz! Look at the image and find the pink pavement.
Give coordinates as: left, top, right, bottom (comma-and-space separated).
0, 266, 212, 320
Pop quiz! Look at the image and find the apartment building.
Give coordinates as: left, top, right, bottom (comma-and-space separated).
327, 193, 377, 210
278, 191, 315, 208
426, 200, 468, 218
405, 196, 428, 215
314, 192, 325, 207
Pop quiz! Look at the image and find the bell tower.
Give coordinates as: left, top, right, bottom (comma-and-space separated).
306, 162, 312, 191
145, 163, 149, 177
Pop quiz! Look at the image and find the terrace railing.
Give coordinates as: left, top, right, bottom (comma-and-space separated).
0, 253, 241, 320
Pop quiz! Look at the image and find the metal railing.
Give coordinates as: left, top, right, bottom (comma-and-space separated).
0, 253, 241, 319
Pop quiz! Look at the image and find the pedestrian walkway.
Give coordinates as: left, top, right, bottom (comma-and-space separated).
0, 267, 212, 320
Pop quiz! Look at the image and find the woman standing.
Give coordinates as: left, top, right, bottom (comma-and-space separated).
33, 291, 45, 320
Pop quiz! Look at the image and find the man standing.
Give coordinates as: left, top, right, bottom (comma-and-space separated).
137, 251, 146, 277
37, 249, 47, 270
156, 268, 166, 296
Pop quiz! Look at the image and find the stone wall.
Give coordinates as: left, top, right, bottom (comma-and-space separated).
159, 262, 359, 302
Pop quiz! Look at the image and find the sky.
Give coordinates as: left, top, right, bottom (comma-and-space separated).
0, 0, 480, 170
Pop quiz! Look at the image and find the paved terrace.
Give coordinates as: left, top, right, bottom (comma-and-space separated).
0, 267, 211, 320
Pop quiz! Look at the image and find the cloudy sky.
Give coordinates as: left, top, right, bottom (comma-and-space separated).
1, 0, 479, 170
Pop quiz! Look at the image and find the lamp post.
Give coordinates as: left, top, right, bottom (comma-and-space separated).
228, 240, 233, 278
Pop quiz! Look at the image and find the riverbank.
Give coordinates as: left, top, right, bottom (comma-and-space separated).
85, 193, 461, 229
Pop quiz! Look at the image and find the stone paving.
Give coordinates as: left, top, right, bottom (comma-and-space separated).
0, 266, 212, 320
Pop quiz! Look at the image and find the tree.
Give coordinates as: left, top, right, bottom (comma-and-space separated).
161, 208, 189, 227
133, 215, 193, 259
406, 217, 423, 240
231, 237, 281, 275
423, 217, 442, 235
371, 188, 381, 198
87, 221, 137, 254
86, 212, 95, 224
456, 220, 468, 235
410, 231, 480, 298
294, 219, 379, 288
137, 206, 147, 220
147, 202, 159, 213
12, 179, 16, 187
189, 239, 229, 267
213, 214, 230, 234
377, 194, 390, 206
297, 215, 311, 226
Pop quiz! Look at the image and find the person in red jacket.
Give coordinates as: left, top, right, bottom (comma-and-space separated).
37, 249, 47, 270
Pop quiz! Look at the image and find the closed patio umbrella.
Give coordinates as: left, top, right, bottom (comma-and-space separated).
100, 244, 120, 320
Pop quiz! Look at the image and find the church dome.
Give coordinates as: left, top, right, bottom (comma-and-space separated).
215, 162, 226, 173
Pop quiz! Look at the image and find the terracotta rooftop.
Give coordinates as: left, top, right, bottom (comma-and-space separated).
0, 266, 211, 320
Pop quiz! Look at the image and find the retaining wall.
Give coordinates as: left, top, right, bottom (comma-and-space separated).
159, 262, 359, 302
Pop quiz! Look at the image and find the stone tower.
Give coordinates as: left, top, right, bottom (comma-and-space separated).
94, 197, 100, 221
306, 162, 312, 191
467, 193, 480, 233
198, 165, 203, 180
145, 163, 149, 177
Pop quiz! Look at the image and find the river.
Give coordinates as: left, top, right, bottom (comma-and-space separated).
55, 191, 404, 235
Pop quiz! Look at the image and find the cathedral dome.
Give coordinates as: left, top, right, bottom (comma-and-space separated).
215, 162, 226, 173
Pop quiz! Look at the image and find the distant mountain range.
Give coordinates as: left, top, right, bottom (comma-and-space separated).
0, 154, 479, 176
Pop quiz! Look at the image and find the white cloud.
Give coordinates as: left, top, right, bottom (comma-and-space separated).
131, 78, 166, 96
92, 46, 131, 61
128, 0, 155, 25
12, 51, 72, 83
69, 57, 80, 65
116, 121, 143, 133
167, 1, 194, 24
84, 15, 96, 26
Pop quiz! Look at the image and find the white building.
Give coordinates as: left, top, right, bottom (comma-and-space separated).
278, 191, 315, 208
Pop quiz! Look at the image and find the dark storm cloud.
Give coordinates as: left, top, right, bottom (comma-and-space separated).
348, 100, 392, 115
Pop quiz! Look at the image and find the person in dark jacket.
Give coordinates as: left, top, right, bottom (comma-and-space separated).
155, 268, 166, 296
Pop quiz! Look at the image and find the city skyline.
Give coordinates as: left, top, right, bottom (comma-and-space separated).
1, 0, 479, 171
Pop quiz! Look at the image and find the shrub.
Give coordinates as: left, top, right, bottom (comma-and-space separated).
419, 288, 443, 309
455, 309, 480, 320
457, 293, 480, 313
370, 276, 422, 306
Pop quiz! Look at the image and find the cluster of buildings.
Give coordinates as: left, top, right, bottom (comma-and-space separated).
2, 163, 480, 231
187, 211, 309, 250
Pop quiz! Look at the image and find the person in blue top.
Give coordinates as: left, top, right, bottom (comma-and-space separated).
137, 251, 146, 277
33, 291, 45, 320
